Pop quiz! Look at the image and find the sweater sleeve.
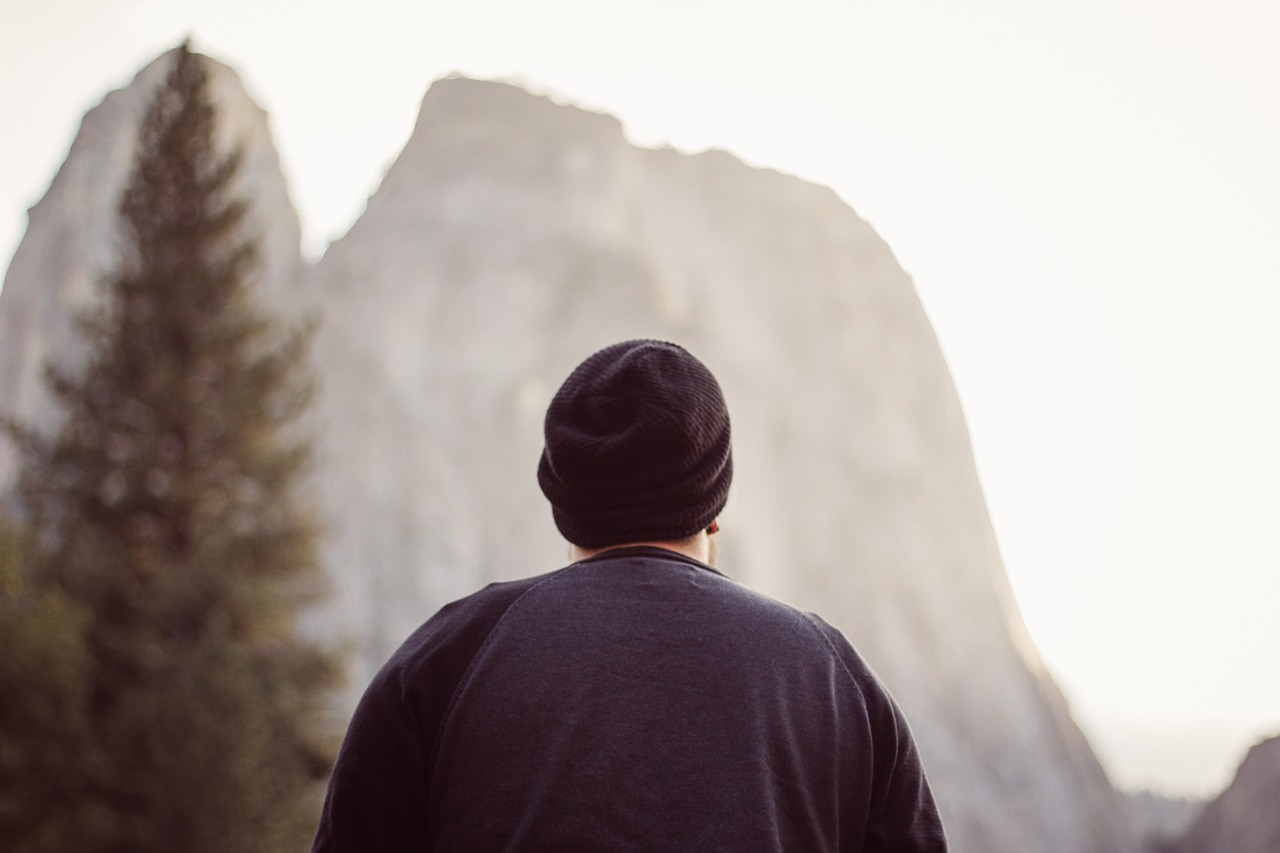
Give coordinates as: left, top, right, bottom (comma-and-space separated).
862, 693, 948, 853
805, 614, 949, 853
311, 576, 544, 852
310, 660, 432, 852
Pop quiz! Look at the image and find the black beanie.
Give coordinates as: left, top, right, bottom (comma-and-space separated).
537, 340, 733, 548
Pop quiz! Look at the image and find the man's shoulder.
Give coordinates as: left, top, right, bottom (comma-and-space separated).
382, 566, 564, 678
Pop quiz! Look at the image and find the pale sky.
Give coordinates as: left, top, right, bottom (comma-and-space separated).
3, 0, 1278, 797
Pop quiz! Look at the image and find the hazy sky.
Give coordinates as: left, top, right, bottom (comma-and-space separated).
3, 0, 1277, 796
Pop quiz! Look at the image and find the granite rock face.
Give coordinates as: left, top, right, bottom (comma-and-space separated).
1165, 736, 1280, 853
0, 56, 1146, 852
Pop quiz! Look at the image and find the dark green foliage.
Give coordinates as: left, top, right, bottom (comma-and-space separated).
0, 520, 95, 853
3, 43, 338, 852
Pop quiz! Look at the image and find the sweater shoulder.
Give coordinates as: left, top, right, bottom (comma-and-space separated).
378, 568, 562, 690
798, 610, 884, 686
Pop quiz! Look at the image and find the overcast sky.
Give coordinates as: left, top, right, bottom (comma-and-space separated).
3, 0, 1278, 796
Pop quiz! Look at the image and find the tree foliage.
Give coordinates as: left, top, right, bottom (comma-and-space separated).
2, 43, 338, 852
0, 520, 93, 853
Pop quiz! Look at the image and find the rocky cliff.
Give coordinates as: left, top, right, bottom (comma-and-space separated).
1163, 735, 1280, 853
0, 54, 1144, 852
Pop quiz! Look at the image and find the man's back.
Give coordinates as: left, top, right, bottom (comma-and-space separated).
314, 547, 944, 852
312, 340, 946, 851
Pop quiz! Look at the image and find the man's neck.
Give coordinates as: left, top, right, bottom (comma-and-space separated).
569, 531, 715, 566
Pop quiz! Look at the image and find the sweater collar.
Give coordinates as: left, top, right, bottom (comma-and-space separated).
572, 544, 726, 577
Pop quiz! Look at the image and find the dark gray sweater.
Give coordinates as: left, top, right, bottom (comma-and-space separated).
312, 547, 947, 852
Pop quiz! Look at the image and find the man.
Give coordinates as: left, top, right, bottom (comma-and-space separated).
312, 339, 947, 851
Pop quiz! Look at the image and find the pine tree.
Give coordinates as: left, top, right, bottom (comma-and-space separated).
5, 43, 338, 852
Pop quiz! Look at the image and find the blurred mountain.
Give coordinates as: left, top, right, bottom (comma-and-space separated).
0, 51, 1148, 853
1161, 735, 1280, 853
1127, 790, 1203, 848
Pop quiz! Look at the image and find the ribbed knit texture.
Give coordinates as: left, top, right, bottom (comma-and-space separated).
538, 340, 732, 547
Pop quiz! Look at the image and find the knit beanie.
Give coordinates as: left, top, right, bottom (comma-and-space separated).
537, 340, 733, 548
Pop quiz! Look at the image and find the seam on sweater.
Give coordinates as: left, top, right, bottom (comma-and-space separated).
801, 610, 906, 823
801, 611, 863, 691
435, 562, 596, 737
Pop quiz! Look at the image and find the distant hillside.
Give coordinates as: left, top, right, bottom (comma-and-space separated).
1161, 735, 1280, 853
1128, 790, 1204, 848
